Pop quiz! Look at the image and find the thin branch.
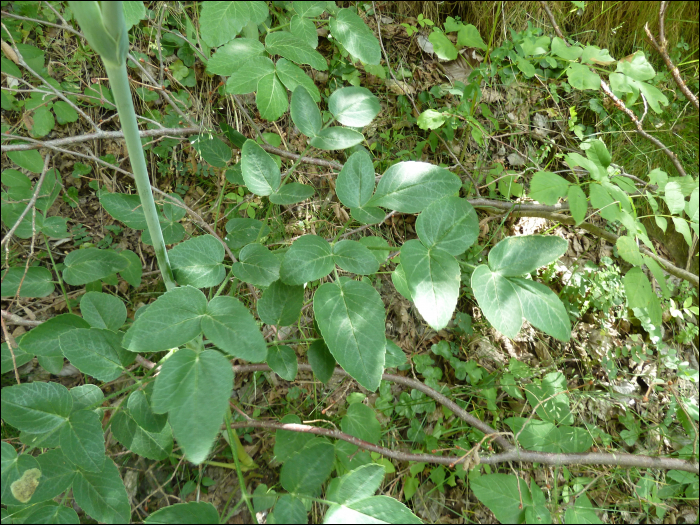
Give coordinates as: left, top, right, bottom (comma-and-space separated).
231, 364, 699, 474
644, 3, 698, 110
1, 310, 42, 327
1, 153, 51, 246
1, 127, 200, 152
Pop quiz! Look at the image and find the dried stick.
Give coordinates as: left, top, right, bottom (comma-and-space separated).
231, 364, 698, 474
644, 2, 698, 110
539, 1, 688, 177
1, 153, 51, 246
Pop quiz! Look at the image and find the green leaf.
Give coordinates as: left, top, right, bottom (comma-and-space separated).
256, 72, 288, 121
1, 338, 33, 375
72, 458, 130, 524
123, 286, 207, 352
310, 127, 365, 150
471, 264, 523, 338
517, 57, 536, 78
200, 1, 268, 48
529, 171, 570, 205
623, 267, 654, 309
271, 494, 307, 524
417, 109, 446, 130
62, 248, 128, 286
118, 249, 142, 288
290, 85, 321, 138
53, 100, 78, 124
523, 371, 573, 425
457, 24, 487, 49
663, 181, 685, 214
429, 30, 458, 60
80, 292, 127, 331
59, 409, 105, 473
225, 56, 276, 95
589, 183, 622, 223
207, 38, 265, 76
351, 206, 385, 225
274, 414, 314, 463
280, 439, 334, 494
328, 463, 384, 504
59, 328, 131, 382
1, 382, 71, 433
391, 263, 412, 301
616, 51, 655, 81
257, 280, 304, 326
280, 235, 334, 285
401, 240, 459, 331
368, 161, 461, 213
307, 339, 336, 383
325, 495, 422, 524
585, 139, 611, 169
202, 296, 268, 361
122, 1, 146, 30
360, 236, 391, 264
329, 8, 381, 65
333, 240, 380, 275
144, 502, 219, 524
471, 474, 530, 524
564, 495, 603, 524
488, 235, 568, 277
1, 444, 40, 505
191, 135, 231, 168
232, 243, 280, 287
385, 340, 407, 368
509, 278, 571, 342
112, 409, 173, 461
616, 236, 643, 266
1, 266, 54, 298
127, 389, 167, 433
642, 255, 671, 298
270, 182, 315, 205
566, 63, 601, 90
32, 449, 77, 504
336, 150, 375, 208
314, 279, 386, 391
29, 105, 55, 138
267, 345, 298, 381
99, 192, 147, 229
341, 403, 380, 444
7, 150, 44, 173
580, 45, 615, 65
416, 196, 478, 255
551, 37, 582, 61
19, 313, 90, 357
151, 348, 233, 464
567, 185, 588, 225
265, 31, 327, 71
225, 218, 270, 250
242, 140, 281, 196
328, 87, 381, 128
290, 14, 318, 49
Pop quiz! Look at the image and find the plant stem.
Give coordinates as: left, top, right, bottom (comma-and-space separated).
103, 62, 177, 290
224, 409, 258, 523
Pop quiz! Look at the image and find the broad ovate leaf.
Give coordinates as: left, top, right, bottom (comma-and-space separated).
415, 196, 478, 255
279, 235, 334, 285
332, 240, 380, 275
471, 264, 523, 338
529, 171, 570, 205
232, 243, 280, 287
256, 72, 288, 121
202, 296, 268, 362
290, 85, 321, 138
313, 278, 386, 391
509, 278, 571, 342
151, 348, 233, 465
310, 127, 364, 150
265, 31, 327, 71
200, 1, 268, 48
257, 280, 304, 326
169, 235, 226, 288
328, 87, 381, 128
269, 182, 315, 205
488, 235, 568, 277
401, 240, 459, 331
329, 8, 381, 65
336, 150, 375, 209
368, 161, 461, 213
123, 286, 207, 352
242, 139, 281, 196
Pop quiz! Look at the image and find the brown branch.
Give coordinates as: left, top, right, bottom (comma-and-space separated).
539, 1, 565, 39
231, 364, 699, 474
644, 3, 698, 110
1, 310, 42, 327
1, 127, 201, 152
